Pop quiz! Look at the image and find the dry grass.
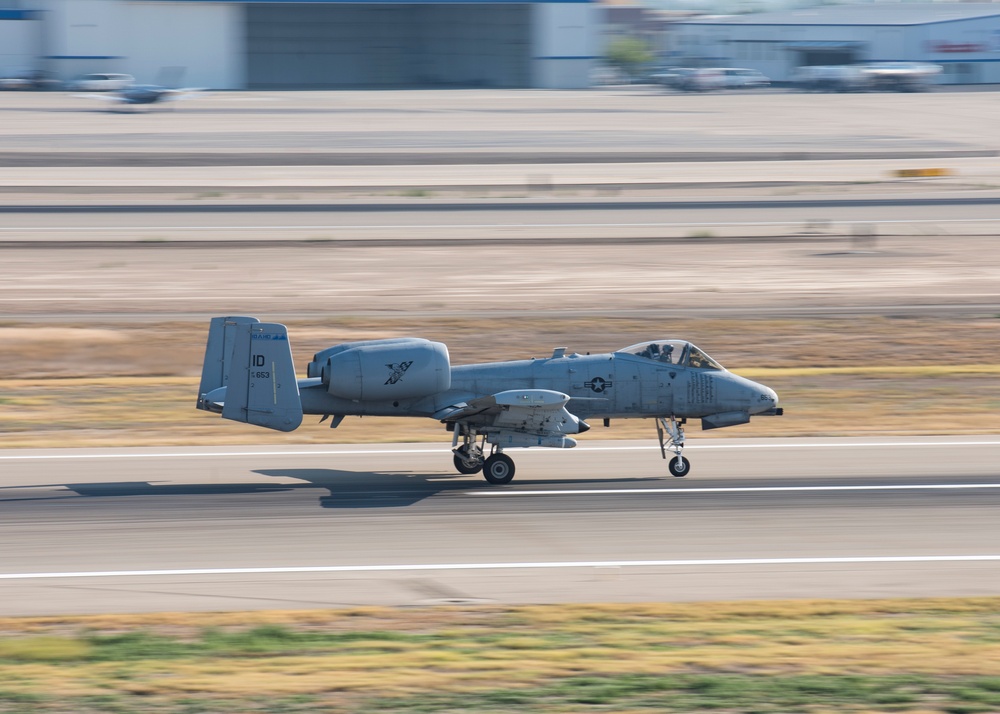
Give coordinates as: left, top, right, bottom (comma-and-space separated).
3, 315, 999, 379
1, 315, 999, 447
1, 371, 998, 448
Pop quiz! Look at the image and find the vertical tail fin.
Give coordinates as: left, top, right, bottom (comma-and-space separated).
197, 315, 259, 411
197, 317, 303, 433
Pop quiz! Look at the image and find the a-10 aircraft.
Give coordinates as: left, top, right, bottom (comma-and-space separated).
197, 316, 782, 484
75, 85, 206, 108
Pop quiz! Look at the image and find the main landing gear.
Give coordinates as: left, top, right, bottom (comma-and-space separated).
453, 443, 484, 475
657, 416, 690, 477
483, 452, 515, 485
452, 427, 516, 485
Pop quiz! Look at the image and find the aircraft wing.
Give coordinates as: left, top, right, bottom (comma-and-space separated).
435, 389, 588, 436
159, 88, 209, 101
72, 93, 130, 103
435, 389, 565, 421
433, 399, 493, 422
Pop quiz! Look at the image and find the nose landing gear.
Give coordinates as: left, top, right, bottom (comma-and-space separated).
668, 455, 690, 477
657, 416, 690, 477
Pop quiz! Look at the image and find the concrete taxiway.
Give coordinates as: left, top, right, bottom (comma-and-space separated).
2, 437, 999, 616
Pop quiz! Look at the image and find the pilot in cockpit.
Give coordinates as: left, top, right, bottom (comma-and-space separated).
642, 343, 675, 363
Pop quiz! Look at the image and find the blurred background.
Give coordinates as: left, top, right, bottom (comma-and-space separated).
2, 3, 1000, 711
2, 0, 999, 90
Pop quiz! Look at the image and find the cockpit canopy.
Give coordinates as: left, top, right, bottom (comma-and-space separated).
617, 340, 725, 371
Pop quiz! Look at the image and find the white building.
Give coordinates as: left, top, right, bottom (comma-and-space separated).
0, 8, 41, 77
0, 0, 599, 89
670, 3, 1000, 84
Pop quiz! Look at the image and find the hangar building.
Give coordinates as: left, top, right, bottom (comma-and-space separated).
670, 3, 1000, 85
0, 0, 596, 89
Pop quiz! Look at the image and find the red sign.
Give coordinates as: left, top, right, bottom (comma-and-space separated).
927, 41, 988, 53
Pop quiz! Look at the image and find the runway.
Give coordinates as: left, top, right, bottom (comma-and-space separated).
3, 89, 998, 158
2, 195, 1000, 242
2, 437, 999, 616
4, 194, 1000, 212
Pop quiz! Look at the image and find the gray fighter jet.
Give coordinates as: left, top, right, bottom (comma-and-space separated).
74, 85, 206, 108
197, 316, 782, 484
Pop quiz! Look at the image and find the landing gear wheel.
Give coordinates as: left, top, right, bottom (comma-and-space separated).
483, 453, 515, 485
668, 456, 691, 478
453, 448, 483, 475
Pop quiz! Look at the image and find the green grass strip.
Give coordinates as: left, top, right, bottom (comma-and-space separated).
6, 675, 1000, 713
4, 601, 1000, 712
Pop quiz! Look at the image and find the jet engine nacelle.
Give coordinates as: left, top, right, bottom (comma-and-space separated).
314, 338, 451, 401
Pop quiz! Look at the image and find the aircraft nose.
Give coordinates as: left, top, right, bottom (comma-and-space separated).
578, 420, 591, 433
746, 382, 779, 414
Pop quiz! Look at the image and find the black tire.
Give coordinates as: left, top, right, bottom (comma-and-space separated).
668, 456, 690, 478
453, 451, 483, 475
483, 453, 515, 485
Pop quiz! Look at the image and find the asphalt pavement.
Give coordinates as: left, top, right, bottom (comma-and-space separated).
2, 437, 999, 615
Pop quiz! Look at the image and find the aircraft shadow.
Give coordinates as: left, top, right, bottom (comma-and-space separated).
0, 473, 664, 510
0, 482, 304, 504
254, 468, 665, 509
64, 482, 302, 497
257, 468, 502, 508
0, 475, 450, 508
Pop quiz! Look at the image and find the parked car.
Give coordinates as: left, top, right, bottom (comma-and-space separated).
0, 74, 35, 90
67, 73, 135, 92
862, 62, 941, 92
716, 68, 771, 89
679, 68, 725, 92
650, 67, 695, 89
0, 69, 60, 91
791, 65, 869, 93
590, 65, 629, 86
652, 67, 766, 92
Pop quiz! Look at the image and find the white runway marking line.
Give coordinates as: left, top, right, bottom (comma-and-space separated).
2, 440, 999, 460
3, 555, 1000, 581
467, 483, 1000, 497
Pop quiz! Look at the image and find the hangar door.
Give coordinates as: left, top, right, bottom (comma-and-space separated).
247, 4, 531, 88
787, 42, 861, 68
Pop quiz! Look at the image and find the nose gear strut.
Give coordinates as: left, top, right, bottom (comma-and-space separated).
657, 416, 690, 477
